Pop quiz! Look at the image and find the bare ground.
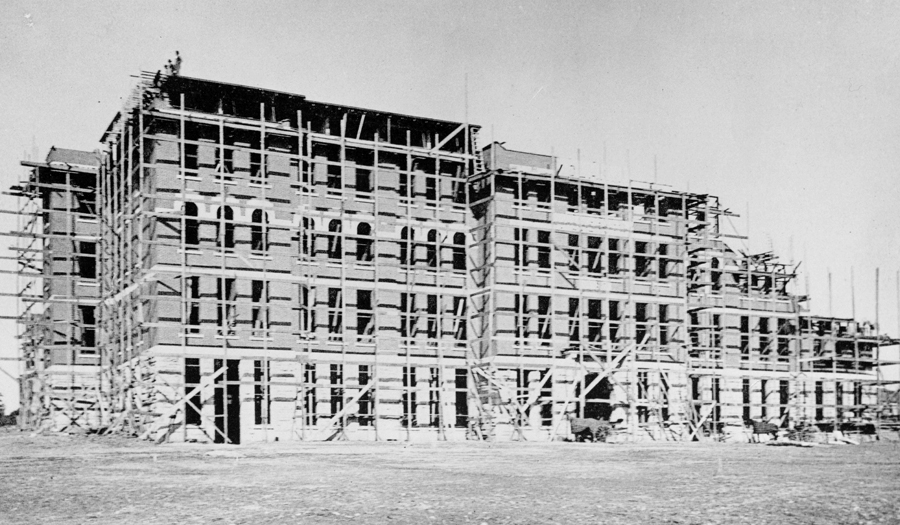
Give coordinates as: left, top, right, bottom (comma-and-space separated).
0, 428, 898, 524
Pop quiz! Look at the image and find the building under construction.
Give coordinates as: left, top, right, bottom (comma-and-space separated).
9, 70, 899, 444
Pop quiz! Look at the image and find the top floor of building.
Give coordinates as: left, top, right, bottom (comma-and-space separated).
15, 147, 100, 231
102, 73, 480, 160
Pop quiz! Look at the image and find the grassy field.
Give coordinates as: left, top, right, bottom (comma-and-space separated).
0, 428, 898, 524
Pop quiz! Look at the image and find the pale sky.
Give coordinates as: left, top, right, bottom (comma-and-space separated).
1, 1, 899, 412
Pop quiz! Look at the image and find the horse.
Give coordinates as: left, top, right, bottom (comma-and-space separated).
567, 414, 612, 443
745, 418, 779, 443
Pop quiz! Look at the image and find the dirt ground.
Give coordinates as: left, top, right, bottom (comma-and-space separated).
0, 428, 898, 525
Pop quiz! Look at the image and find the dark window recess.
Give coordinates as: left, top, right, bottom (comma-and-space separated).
217, 278, 237, 335
328, 220, 342, 259
537, 295, 551, 340
184, 203, 199, 246
635, 242, 650, 277
568, 298, 580, 343
635, 302, 648, 344
251, 209, 268, 253
777, 319, 792, 355
251, 280, 269, 335
304, 364, 317, 426
254, 360, 270, 425
587, 236, 602, 274
425, 177, 437, 201
527, 180, 550, 203
327, 164, 342, 190
608, 239, 620, 274
185, 358, 202, 425
300, 218, 315, 257
608, 301, 620, 340
742, 378, 751, 422
400, 292, 415, 338
78, 305, 96, 351
328, 288, 343, 334
357, 290, 373, 336
658, 244, 669, 278
514, 228, 528, 267
299, 285, 314, 333
689, 313, 700, 348
356, 169, 373, 193
426, 294, 438, 339
585, 187, 603, 212
779, 380, 790, 427
356, 223, 373, 262
217, 206, 235, 250
587, 299, 602, 342
184, 143, 198, 171
330, 364, 344, 416
659, 305, 669, 346
215, 147, 233, 174
250, 152, 263, 181
399, 173, 410, 198
759, 318, 770, 354
740, 316, 750, 355
711, 258, 722, 291
187, 276, 200, 333
836, 381, 844, 419
637, 371, 649, 404
815, 381, 824, 421
76, 190, 96, 216
712, 378, 722, 424
426, 230, 438, 267
712, 314, 722, 348
452, 179, 466, 204
514, 294, 528, 339
78, 241, 96, 279
453, 296, 467, 341
402, 366, 416, 428
452, 232, 466, 270
567, 234, 580, 272
358, 365, 373, 426
537, 231, 551, 269
400, 227, 413, 266
455, 369, 468, 428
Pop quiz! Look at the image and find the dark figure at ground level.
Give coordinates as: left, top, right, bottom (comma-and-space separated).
568, 414, 611, 442
746, 418, 779, 443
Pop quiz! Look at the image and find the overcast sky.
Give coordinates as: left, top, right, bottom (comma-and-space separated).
1, 1, 899, 411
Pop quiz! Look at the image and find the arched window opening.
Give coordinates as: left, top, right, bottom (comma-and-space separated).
453, 232, 466, 271
328, 220, 342, 259
252, 209, 268, 253
400, 227, 414, 266
356, 223, 373, 262
217, 206, 234, 251
184, 202, 199, 246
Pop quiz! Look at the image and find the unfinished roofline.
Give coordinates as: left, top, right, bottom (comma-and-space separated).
100, 74, 480, 144
170, 73, 479, 130
483, 141, 551, 159
486, 167, 711, 202
20, 160, 98, 175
